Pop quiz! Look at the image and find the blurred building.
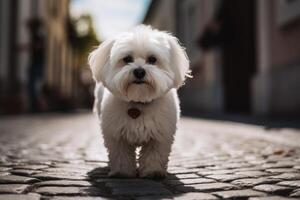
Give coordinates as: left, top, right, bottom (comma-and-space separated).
0, 0, 78, 114
144, 0, 300, 116
45, 0, 76, 100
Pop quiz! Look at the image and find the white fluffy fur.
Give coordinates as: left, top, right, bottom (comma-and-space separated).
89, 25, 190, 178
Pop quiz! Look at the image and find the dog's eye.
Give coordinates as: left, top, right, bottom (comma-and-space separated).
147, 56, 157, 64
123, 55, 133, 64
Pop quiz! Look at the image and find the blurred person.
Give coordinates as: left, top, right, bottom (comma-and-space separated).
25, 18, 46, 112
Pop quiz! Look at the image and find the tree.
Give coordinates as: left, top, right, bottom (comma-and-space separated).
68, 14, 100, 64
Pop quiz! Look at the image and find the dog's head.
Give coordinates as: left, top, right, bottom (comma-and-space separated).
88, 25, 190, 103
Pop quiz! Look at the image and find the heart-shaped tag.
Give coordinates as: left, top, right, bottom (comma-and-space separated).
127, 108, 141, 119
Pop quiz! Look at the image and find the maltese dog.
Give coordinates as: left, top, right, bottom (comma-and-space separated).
88, 25, 190, 179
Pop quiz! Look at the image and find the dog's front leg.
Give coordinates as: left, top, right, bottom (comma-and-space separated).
138, 139, 172, 179
105, 138, 136, 177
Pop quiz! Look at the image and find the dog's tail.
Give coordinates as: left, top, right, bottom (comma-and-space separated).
93, 83, 104, 118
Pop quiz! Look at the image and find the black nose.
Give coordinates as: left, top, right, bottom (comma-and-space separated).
133, 68, 146, 79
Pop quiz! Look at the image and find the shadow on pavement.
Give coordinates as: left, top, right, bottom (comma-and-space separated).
86, 166, 193, 199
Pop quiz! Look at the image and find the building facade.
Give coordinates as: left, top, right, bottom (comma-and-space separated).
0, 0, 77, 114
253, 0, 300, 116
44, 0, 75, 98
144, 0, 300, 116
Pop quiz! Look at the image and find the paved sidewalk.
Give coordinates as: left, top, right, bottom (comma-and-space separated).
0, 113, 300, 200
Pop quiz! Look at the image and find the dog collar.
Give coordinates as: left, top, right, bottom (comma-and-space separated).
127, 101, 152, 119
129, 101, 152, 105
127, 108, 141, 119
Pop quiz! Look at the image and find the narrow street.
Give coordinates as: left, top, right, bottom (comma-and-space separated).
0, 112, 300, 199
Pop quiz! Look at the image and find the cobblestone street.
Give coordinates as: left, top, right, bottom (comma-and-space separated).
0, 112, 300, 200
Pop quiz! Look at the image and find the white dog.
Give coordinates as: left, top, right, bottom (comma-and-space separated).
89, 25, 190, 179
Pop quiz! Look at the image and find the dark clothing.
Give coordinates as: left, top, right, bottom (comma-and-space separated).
27, 29, 45, 112
29, 31, 45, 66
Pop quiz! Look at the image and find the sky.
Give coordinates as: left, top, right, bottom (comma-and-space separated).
70, 0, 151, 40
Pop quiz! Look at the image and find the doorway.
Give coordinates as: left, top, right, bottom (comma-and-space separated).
220, 0, 256, 113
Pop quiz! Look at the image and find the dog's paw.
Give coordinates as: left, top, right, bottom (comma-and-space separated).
139, 170, 167, 180
108, 171, 136, 178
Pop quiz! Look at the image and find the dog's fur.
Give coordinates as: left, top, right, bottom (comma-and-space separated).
89, 25, 190, 178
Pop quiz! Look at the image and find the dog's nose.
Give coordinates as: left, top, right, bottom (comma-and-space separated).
133, 68, 146, 79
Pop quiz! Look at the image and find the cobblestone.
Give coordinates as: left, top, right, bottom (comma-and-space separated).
135, 195, 173, 200
164, 178, 216, 186
268, 173, 300, 180
168, 173, 200, 180
249, 197, 295, 200
0, 184, 29, 194
32, 172, 87, 180
10, 169, 42, 176
103, 179, 173, 196
35, 186, 107, 196
213, 189, 266, 199
0, 113, 300, 199
0, 175, 39, 184
136, 193, 219, 200
0, 167, 11, 172
168, 168, 200, 174
0, 193, 41, 200
14, 165, 48, 170
253, 184, 293, 195
235, 171, 270, 178
104, 179, 163, 188
197, 169, 233, 176
206, 174, 250, 182
0, 172, 10, 176
35, 180, 92, 187
231, 178, 280, 187
174, 182, 238, 192
265, 168, 298, 174
261, 163, 294, 169
172, 193, 218, 200
277, 180, 300, 187
43, 167, 90, 174
294, 166, 300, 170
290, 188, 300, 197
110, 186, 172, 196
50, 197, 111, 200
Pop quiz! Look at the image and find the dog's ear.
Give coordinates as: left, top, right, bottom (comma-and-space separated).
88, 39, 115, 82
168, 35, 191, 88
